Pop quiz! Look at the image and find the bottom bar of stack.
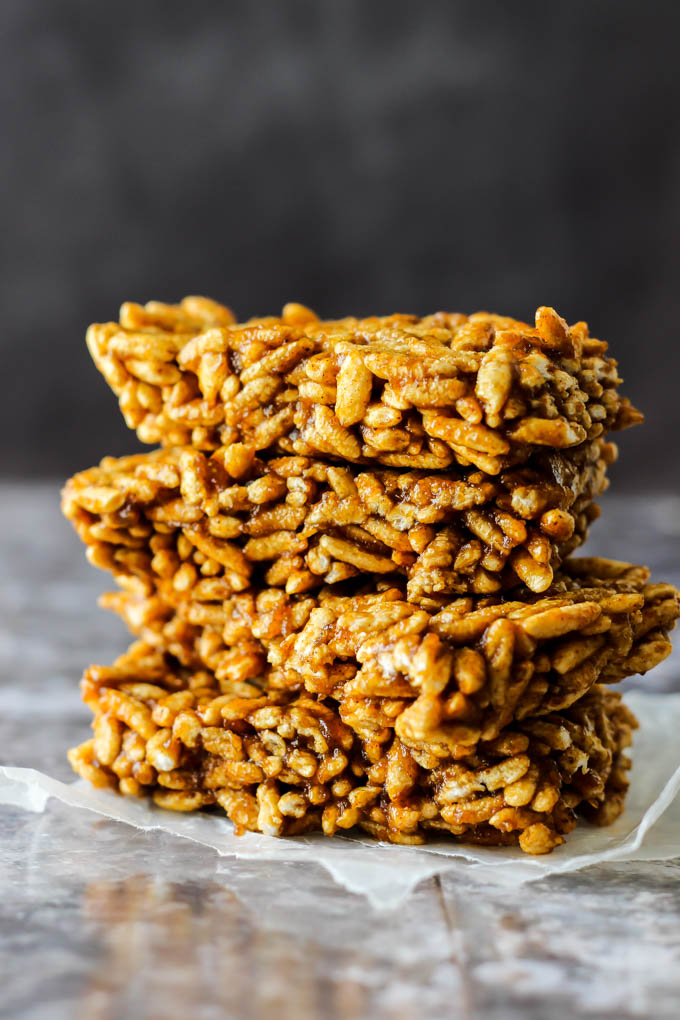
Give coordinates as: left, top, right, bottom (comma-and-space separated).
69, 643, 637, 856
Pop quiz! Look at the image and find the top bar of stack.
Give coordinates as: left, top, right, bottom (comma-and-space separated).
86, 298, 642, 472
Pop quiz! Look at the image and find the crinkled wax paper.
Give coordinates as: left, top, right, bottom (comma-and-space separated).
2, 692, 679, 910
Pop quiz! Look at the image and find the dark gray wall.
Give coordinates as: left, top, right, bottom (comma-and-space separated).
2, 0, 679, 486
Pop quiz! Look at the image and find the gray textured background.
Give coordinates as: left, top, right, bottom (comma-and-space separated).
2, 1, 679, 485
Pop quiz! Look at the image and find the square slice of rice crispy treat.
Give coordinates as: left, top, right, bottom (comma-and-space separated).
85, 298, 642, 471
62, 437, 612, 601
98, 558, 678, 759
69, 641, 638, 855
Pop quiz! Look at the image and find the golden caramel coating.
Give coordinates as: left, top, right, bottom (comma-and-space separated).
86, 298, 642, 472
69, 642, 637, 854
62, 439, 612, 600
99, 558, 678, 757
63, 295, 677, 859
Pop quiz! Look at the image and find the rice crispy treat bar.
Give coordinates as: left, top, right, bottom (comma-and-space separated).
62, 439, 612, 599
100, 558, 678, 757
86, 298, 642, 472
69, 642, 637, 854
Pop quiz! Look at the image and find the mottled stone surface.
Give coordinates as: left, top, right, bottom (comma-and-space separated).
1, 483, 679, 1019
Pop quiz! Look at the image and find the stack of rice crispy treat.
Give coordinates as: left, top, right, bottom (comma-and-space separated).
64, 298, 679, 854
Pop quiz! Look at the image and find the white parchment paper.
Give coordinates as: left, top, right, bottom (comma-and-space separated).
2, 691, 679, 909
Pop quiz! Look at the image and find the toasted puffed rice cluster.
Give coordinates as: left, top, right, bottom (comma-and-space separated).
96, 557, 678, 759
62, 438, 612, 599
86, 298, 642, 471
65, 296, 677, 854
69, 643, 637, 852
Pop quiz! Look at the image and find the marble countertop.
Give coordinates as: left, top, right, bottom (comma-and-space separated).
2, 482, 679, 1019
